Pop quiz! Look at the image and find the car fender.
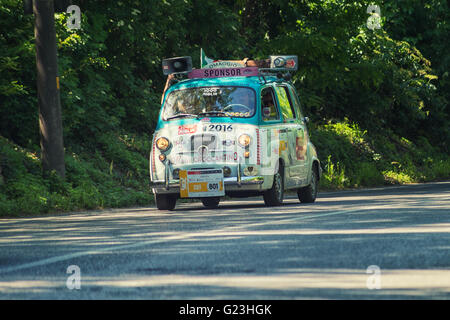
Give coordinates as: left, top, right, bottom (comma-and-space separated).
306, 141, 321, 185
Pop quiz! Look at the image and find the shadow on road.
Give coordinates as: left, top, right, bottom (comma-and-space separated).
0, 182, 449, 299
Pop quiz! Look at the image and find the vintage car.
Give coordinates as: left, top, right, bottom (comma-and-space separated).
150, 55, 321, 210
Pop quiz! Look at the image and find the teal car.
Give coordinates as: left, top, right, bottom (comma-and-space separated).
150, 56, 321, 210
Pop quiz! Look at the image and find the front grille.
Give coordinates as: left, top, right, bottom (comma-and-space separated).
190, 133, 217, 152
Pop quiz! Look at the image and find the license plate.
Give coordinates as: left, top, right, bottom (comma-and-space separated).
179, 169, 224, 198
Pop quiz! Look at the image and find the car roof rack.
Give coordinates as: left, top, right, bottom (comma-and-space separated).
162, 55, 298, 83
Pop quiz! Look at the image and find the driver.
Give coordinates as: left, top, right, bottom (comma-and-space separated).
175, 98, 187, 114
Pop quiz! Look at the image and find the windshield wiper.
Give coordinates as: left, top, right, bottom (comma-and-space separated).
197, 111, 232, 118
165, 113, 196, 120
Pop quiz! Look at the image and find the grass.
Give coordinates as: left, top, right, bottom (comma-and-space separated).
0, 134, 152, 217
310, 120, 450, 191
1, 120, 449, 216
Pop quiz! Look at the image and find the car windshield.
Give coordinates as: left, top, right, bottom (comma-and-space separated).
163, 86, 255, 120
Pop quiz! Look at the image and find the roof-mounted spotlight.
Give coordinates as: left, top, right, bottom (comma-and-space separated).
273, 57, 286, 68
162, 56, 192, 75
269, 55, 298, 71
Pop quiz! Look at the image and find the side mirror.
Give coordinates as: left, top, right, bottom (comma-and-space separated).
303, 117, 309, 123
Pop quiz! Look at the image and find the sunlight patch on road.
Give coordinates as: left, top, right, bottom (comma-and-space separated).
85, 268, 450, 295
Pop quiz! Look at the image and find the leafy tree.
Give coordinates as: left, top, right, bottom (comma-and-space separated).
0, 0, 449, 215
0, 0, 37, 149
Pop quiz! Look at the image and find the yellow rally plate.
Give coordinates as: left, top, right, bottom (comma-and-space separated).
180, 169, 224, 198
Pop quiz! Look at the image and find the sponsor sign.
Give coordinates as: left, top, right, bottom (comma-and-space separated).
188, 67, 259, 79
178, 124, 197, 135
203, 61, 244, 68
279, 140, 288, 152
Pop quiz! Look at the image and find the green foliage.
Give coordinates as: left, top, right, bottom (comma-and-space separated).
0, 0, 449, 214
0, 0, 37, 149
312, 120, 450, 190
312, 121, 381, 189
321, 155, 348, 189
354, 162, 385, 187
0, 135, 151, 216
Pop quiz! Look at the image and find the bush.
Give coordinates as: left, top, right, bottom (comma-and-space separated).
0, 134, 152, 217
311, 120, 449, 190
0, 0, 448, 214
320, 155, 348, 190
354, 162, 385, 187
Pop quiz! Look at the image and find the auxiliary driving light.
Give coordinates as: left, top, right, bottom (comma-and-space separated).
243, 166, 258, 176
222, 166, 231, 177
238, 134, 251, 147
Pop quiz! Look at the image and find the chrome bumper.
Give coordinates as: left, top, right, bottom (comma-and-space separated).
150, 160, 264, 194
150, 176, 264, 194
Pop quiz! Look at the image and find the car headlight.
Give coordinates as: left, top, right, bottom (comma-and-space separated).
156, 137, 170, 151
238, 134, 251, 147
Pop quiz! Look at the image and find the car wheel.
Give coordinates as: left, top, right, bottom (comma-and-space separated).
155, 194, 177, 211
297, 166, 318, 203
263, 163, 284, 206
201, 197, 220, 209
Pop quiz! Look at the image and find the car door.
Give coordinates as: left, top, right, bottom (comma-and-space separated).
260, 86, 285, 180
287, 84, 310, 182
274, 84, 308, 187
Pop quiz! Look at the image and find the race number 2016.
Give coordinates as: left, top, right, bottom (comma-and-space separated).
204, 124, 233, 132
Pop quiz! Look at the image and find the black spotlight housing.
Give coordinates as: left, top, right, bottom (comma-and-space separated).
162, 56, 192, 75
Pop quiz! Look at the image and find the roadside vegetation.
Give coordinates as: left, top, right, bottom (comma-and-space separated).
311, 121, 450, 190
1, 0, 449, 216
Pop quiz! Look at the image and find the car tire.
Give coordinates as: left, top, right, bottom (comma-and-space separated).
155, 194, 177, 211
263, 163, 284, 206
201, 197, 220, 209
297, 166, 318, 203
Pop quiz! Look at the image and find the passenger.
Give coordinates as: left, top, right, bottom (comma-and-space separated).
262, 91, 274, 109
262, 91, 277, 120
175, 98, 187, 114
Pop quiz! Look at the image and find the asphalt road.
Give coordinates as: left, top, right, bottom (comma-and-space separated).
0, 182, 449, 300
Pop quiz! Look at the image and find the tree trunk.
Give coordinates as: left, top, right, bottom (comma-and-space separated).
34, 0, 65, 178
